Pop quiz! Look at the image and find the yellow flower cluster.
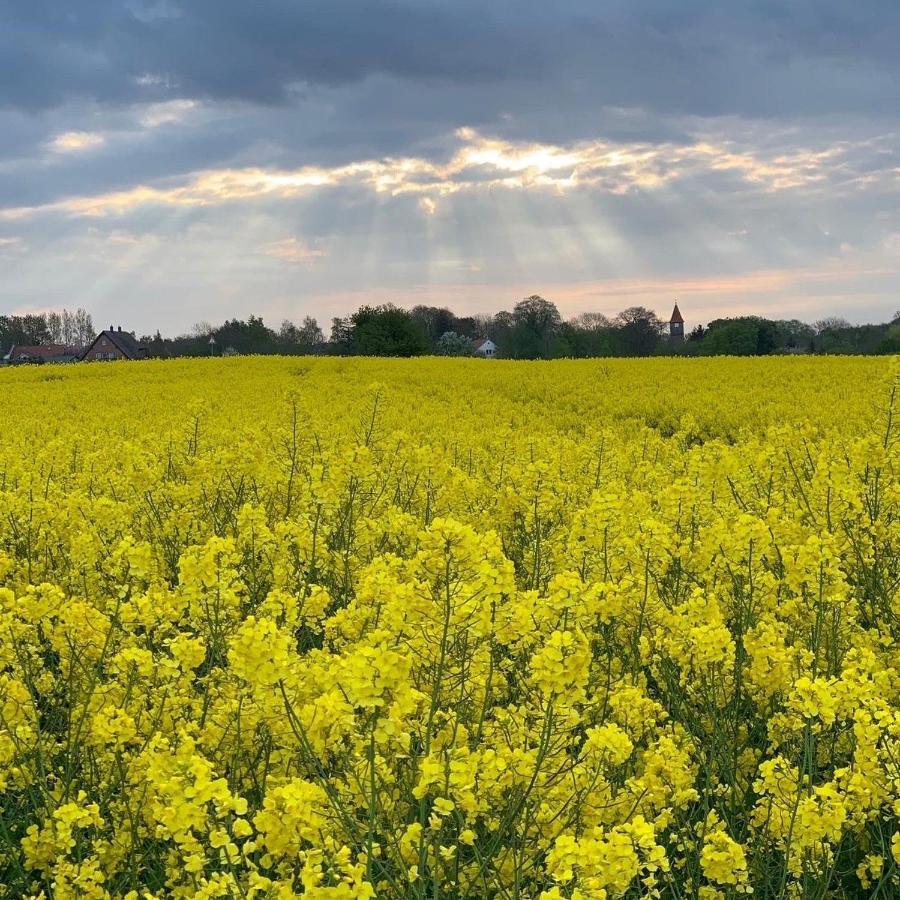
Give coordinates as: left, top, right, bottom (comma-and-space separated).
0, 354, 898, 898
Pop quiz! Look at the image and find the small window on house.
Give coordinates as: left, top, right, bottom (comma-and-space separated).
101, 339, 107, 346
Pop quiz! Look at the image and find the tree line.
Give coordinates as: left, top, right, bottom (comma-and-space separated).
141, 316, 325, 358
339, 301, 900, 357
146, 299, 900, 359
326, 299, 900, 358
1, 309, 96, 350
5, 299, 900, 359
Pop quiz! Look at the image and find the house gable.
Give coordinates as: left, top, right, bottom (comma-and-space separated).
81, 329, 148, 361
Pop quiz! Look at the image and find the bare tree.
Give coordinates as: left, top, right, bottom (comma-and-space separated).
569, 311, 611, 331
279, 319, 301, 343
297, 316, 323, 345
36, 307, 96, 348
73, 308, 95, 348
813, 317, 851, 333
191, 321, 215, 337
472, 313, 495, 338
61, 310, 77, 345
46, 311, 63, 343
281, 316, 323, 347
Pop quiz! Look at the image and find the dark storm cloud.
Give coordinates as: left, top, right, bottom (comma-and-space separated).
0, 0, 547, 111
3, 1, 900, 120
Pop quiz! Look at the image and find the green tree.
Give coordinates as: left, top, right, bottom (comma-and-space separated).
700, 319, 761, 355
202, 316, 279, 355
0, 314, 52, 348
349, 304, 428, 356
876, 323, 900, 354
756, 319, 778, 355
699, 317, 782, 356
499, 295, 562, 358
614, 306, 663, 356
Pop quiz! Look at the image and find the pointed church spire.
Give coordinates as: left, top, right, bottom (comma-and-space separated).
669, 302, 684, 341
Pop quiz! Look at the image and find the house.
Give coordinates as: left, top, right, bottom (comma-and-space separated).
81, 327, 148, 362
473, 338, 498, 358
1, 344, 79, 365
669, 303, 685, 342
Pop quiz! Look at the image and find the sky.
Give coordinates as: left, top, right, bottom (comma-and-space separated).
1, 1, 899, 336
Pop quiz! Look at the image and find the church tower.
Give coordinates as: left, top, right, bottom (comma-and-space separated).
669, 302, 684, 342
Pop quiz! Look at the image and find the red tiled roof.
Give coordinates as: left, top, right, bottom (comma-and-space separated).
5, 344, 75, 360
669, 303, 684, 324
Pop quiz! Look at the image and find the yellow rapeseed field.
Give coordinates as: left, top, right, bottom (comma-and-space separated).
0, 355, 898, 899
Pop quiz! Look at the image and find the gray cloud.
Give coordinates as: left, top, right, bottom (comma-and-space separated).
4, 1, 900, 119
2, 0, 900, 331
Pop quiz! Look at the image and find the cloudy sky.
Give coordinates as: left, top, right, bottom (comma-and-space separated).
2, 1, 899, 335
